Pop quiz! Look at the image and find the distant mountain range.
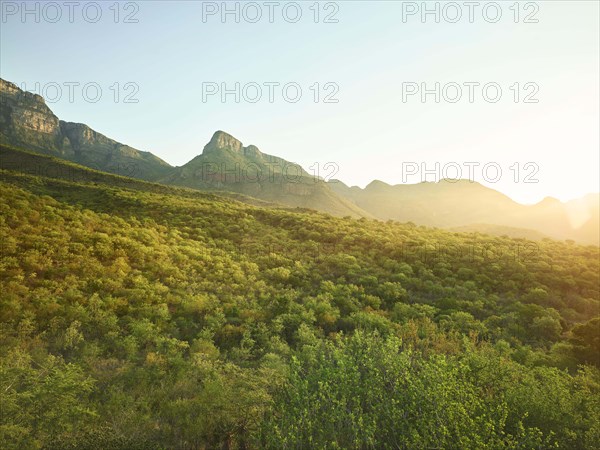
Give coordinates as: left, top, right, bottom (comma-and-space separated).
329, 179, 599, 244
1, 77, 597, 244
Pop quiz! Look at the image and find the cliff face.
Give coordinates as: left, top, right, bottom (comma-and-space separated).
0, 78, 71, 156
0, 79, 172, 180
204, 130, 244, 154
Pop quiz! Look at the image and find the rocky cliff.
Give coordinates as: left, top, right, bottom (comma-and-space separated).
0, 78, 172, 180
0, 78, 67, 154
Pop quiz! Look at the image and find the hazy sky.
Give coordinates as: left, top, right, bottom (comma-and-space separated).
1, 1, 598, 204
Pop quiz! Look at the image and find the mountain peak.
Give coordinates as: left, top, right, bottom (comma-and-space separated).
205, 130, 243, 154
202, 131, 264, 158
537, 196, 561, 207
365, 180, 390, 190
1, 77, 54, 116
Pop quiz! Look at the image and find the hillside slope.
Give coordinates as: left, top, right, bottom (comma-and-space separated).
0, 144, 313, 212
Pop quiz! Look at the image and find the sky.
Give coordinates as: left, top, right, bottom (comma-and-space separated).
1, 0, 598, 204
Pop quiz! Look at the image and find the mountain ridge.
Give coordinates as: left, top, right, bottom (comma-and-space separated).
0, 78, 173, 181
0, 79, 370, 218
1, 77, 597, 243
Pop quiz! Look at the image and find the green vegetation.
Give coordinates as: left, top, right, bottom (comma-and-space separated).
1, 150, 599, 449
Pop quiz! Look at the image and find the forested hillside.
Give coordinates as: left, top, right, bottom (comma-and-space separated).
0, 154, 599, 449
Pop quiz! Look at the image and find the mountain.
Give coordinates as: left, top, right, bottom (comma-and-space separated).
1, 77, 597, 241
0, 78, 370, 218
0, 79, 172, 181
161, 130, 371, 218
329, 179, 599, 244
